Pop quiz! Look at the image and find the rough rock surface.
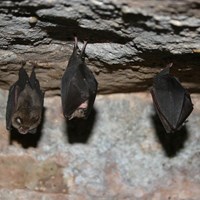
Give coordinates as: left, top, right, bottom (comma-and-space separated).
0, 0, 200, 95
0, 1, 200, 199
0, 89, 200, 199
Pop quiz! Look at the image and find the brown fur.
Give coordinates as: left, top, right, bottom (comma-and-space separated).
11, 85, 42, 134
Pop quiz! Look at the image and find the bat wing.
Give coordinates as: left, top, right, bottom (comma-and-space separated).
61, 67, 90, 117
6, 84, 18, 130
6, 67, 29, 130
176, 91, 193, 129
151, 74, 184, 132
151, 69, 193, 132
83, 65, 98, 94
151, 88, 172, 132
82, 65, 98, 118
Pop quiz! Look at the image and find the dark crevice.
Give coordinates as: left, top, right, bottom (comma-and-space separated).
171, 25, 198, 34
190, 2, 200, 9
0, 5, 53, 17
123, 17, 171, 34
122, 11, 152, 22
137, 50, 200, 67
137, 51, 200, 84
92, 50, 200, 93
39, 19, 130, 44
10, 38, 34, 46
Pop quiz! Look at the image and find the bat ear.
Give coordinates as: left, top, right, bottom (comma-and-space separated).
29, 67, 39, 88
30, 66, 36, 80
80, 41, 87, 57
21, 60, 26, 68
18, 66, 29, 83
159, 63, 173, 76
166, 62, 173, 68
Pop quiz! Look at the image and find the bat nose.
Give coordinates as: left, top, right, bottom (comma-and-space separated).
19, 127, 29, 134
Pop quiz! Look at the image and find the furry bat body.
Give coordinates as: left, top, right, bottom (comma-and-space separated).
6, 66, 44, 134
61, 37, 98, 120
150, 63, 193, 133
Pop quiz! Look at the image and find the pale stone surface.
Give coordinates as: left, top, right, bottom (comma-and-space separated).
0, 0, 200, 95
0, 89, 199, 199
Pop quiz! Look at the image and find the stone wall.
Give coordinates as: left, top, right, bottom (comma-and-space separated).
0, 0, 200, 199
0, 90, 200, 199
0, 0, 200, 95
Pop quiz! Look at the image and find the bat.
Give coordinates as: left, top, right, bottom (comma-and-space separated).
6, 65, 44, 134
150, 63, 193, 133
61, 37, 98, 120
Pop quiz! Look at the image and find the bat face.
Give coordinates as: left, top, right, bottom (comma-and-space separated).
61, 37, 98, 120
11, 108, 41, 134
6, 66, 44, 134
150, 63, 193, 133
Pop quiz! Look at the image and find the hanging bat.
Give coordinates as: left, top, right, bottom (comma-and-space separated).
150, 63, 193, 133
61, 37, 98, 120
6, 65, 44, 134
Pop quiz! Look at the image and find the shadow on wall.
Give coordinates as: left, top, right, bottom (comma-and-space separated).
9, 108, 46, 149
9, 107, 97, 147
151, 113, 189, 158
65, 108, 97, 144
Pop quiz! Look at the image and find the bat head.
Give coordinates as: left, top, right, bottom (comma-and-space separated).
68, 100, 88, 120
11, 107, 42, 134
